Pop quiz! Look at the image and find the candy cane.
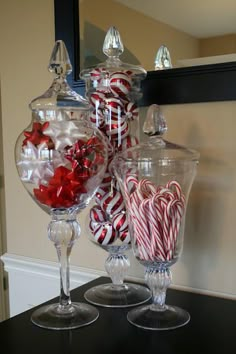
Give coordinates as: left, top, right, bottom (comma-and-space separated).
126, 177, 186, 262
125, 175, 138, 195
138, 179, 157, 198
145, 198, 166, 261
130, 193, 152, 260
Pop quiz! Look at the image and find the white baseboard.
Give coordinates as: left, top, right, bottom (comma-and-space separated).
1, 253, 105, 317
1, 253, 235, 318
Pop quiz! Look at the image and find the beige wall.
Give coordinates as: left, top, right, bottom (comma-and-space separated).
200, 34, 236, 57
80, 0, 199, 70
0, 1, 235, 300
0, 0, 56, 261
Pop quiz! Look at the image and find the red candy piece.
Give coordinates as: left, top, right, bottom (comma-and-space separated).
105, 120, 129, 141
119, 229, 131, 244
90, 91, 106, 108
112, 211, 128, 232
89, 109, 105, 129
92, 222, 117, 245
100, 170, 112, 189
124, 102, 139, 120
90, 68, 102, 82
105, 97, 124, 117
95, 187, 109, 205
90, 205, 106, 223
110, 71, 131, 97
101, 190, 125, 216
119, 135, 139, 151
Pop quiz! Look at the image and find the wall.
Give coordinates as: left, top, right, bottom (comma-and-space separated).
157, 102, 236, 297
0, 0, 55, 261
200, 34, 236, 57
0, 0, 235, 309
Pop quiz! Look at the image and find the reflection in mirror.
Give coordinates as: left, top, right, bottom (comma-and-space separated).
54, 0, 236, 104
79, 0, 236, 71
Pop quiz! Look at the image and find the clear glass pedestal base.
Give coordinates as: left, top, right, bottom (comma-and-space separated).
127, 304, 190, 330
31, 302, 99, 330
84, 283, 151, 308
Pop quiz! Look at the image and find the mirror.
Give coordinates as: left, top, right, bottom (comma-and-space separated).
54, 0, 236, 105
79, 0, 236, 71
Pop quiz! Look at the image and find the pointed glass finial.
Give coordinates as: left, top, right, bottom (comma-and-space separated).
103, 26, 124, 58
30, 40, 89, 111
48, 40, 72, 77
143, 104, 167, 136
154, 45, 172, 70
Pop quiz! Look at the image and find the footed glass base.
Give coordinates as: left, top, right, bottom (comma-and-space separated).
31, 302, 99, 330
84, 283, 151, 308
127, 304, 190, 330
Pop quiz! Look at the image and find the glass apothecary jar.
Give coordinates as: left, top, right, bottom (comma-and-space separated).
80, 26, 151, 307
15, 40, 108, 330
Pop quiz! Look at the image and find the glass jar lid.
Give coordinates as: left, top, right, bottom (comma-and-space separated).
115, 104, 200, 163
30, 40, 90, 115
80, 26, 147, 82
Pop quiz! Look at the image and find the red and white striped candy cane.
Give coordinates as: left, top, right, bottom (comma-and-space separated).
124, 175, 138, 195
145, 197, 166, 261
130, 192, 152, 260
138, 179, 157, 198
125, 177, 186, 262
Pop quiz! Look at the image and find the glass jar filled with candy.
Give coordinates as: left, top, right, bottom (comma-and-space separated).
113, 104, 199, 330
80, 27, 151, 307
15, 41, 108, 329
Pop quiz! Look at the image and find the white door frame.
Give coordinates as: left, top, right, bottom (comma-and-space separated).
0, 80, 8, 321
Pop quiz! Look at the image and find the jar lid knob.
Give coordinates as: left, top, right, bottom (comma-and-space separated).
48, 40, 72, 77
143, 104, 167, 136
103, 26, 124, 58
154, 45, 172, 70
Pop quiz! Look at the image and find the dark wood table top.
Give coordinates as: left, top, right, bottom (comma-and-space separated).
0, 276, 235, 354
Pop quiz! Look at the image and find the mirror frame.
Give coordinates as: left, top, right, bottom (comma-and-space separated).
54, 0, 236, 106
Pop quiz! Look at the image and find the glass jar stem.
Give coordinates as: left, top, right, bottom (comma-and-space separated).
105, 253, 130, 285
56, 244, 72, 309
48, 209, 81, 310
145, 267, 171, 311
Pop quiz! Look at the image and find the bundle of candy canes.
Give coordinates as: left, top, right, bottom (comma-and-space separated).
125, 177, 186, 262
18, 120, 105, 208
88, 68, 140, 246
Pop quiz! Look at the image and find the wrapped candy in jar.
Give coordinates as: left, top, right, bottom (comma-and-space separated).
80, 26, 151, 307
113, 104, 199, 330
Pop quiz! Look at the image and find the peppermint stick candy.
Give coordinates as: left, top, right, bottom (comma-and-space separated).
125, 177, 185, 262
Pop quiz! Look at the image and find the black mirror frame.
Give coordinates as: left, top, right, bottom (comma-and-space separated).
54, 0, 236, 106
